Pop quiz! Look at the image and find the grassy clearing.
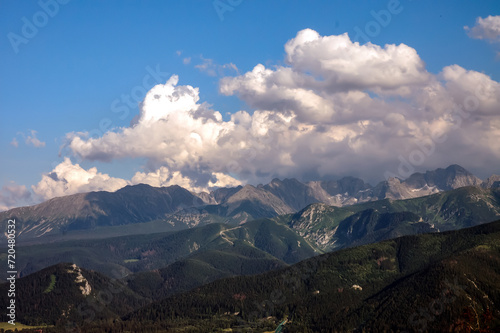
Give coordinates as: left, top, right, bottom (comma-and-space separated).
43, 274, 57, 293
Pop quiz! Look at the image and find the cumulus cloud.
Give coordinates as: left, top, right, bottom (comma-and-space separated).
32, 157, 129, 201
440, 65, 500, 116
131, 167, 242, 193
465, 15, 500, 42
58, 29, 500, 192
66, 74, 245, 190
0, 182, 33, 211
283, 29, 430, 93
27, 156, 243, 205
5, 153, 242, 208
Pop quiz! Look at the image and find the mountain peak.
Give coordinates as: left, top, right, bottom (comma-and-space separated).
404, 164, 481, 191
445, 164, 468, 172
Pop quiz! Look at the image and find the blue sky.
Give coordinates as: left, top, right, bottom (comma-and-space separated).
1, 0, 499, 210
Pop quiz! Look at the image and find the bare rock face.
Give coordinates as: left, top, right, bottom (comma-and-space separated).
482, 174, 500, 189
67, 264, 92, 296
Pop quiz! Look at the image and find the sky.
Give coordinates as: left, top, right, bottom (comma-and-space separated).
1, 0, 500, 211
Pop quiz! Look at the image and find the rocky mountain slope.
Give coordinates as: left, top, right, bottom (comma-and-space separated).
278, 186, 500, 251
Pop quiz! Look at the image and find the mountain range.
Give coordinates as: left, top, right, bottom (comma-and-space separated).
1, 164, 499, 244
1, 164, 500, 331
3, 184, 500, 292
279, 185, 500, 251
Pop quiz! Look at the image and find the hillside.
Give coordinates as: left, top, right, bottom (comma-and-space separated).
0, 263, 148, 327
115, 220, 500, 332
1, 219, 320, 280
124, 244, 286, 300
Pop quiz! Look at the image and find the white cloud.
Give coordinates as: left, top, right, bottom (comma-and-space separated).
0, 182, 33, 211
465, 15, 500, 42
283, 29, 430, 93
131, 167, 242, 193
131, 167, 197, 190
26, 156, 242, 205
2, 155, 243, 208
55, 29, 500, 192
31, 157, 129, 201
440, 65, 500, 116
